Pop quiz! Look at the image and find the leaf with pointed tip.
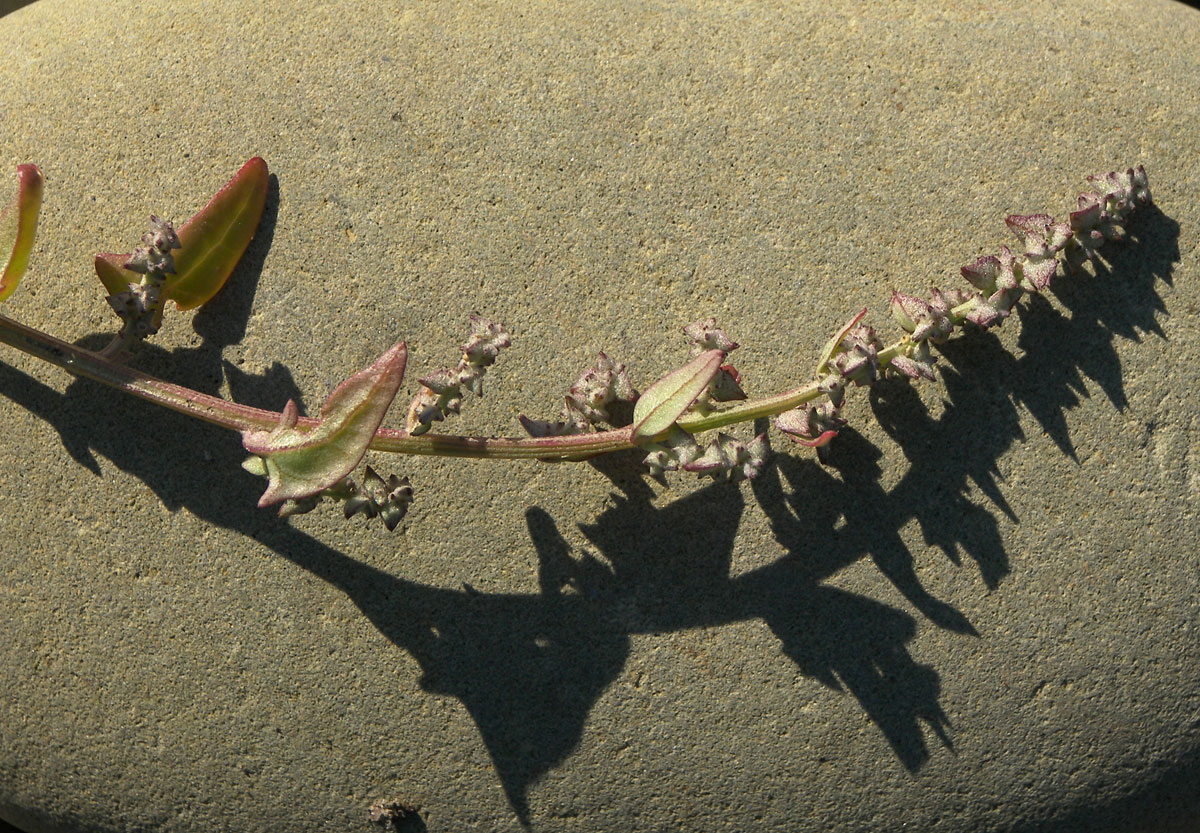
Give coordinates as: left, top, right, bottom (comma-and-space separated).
815, 308, 867, 375
96, 156, 269, 309
241, 342, 407, 508
631, 349, 724, 441
0, 164, 44, 305
94, 254, 130, 295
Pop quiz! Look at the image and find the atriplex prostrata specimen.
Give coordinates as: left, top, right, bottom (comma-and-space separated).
0, 160, 1152, 530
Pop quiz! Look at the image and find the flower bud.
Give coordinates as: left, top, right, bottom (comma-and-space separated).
681, 432, 768, 482
683, 318, 739, 354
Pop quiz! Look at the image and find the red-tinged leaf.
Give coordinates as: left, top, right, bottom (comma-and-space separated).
96, 156, 269, 309
960, 255, 1000, 292
775, 409, 838, 447
815, 308, 867, 375
242, 342, 407, 507
789, 429, 839, 448
1005, 213, 1055, 239
631, 349, 724, 441
775, 407, 841, 447
1069, 197, 1102, 232
888, 354, 936, 382
0, 164, 44, 304
1021, 256, 1058, 292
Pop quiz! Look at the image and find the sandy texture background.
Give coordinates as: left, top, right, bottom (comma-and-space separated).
1, 1, 1198, 831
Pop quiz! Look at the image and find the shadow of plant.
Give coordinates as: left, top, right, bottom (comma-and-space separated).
0, 0, 36, 20
572, 463, 955, 769
0, 206, 1176, 825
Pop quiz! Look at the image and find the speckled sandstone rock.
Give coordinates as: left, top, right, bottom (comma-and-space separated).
1, 1, 1199, 831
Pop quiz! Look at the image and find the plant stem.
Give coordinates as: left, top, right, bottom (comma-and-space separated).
0, 312, 285, 432
0, 313, 641, 460
0, 293, 983, 462
676, 381, 822, 432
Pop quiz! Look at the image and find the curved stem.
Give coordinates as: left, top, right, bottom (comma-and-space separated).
0, 313, 640, 461
0, 293, 977, 462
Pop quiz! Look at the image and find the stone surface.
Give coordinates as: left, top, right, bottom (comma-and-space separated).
1, 0, 1199, 831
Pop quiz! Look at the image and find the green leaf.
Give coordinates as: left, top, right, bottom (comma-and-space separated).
93, 253, 131, 298
95, 156, 269, 309
0, 164, 44, 304
241, 342, 407, 508
815, 307, 867, 375
631, 349, 724, 441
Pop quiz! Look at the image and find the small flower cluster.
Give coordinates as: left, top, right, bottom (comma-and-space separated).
774, 309, 886, 463
367, 798, 421, 831
642, 425, 768, 483
1066, 166, 1152, 268
405, 314, 511, 435
824, 320, 884, 390
276, 465, 414, 531
688, 432, 769, 481
105, 215, 180, 342
774, 400, 845, 462
775, 165, 1152, 463
518, 351, 637, 437
681, 318, 747, 415
957, 165, 1151, 329
888, 287, 967, 380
